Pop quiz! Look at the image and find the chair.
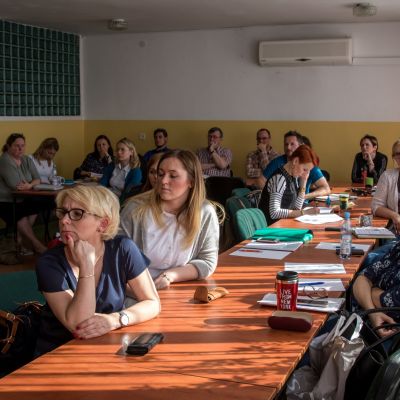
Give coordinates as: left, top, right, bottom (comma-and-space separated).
205, 176, 246, 206
208, 200, 226, 225
233, 208, 267, 241
225, 196, 251, 220
231, 188, 251, 198
0, 270, 45, 312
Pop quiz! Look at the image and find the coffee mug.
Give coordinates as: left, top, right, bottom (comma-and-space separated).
365, 177, 374, 187
276, 271, 299, 311
359, 214, 373, 227
50, 175, 65, 186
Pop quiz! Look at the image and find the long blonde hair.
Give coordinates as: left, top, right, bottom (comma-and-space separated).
117, 137, 140, 169
130, 150, 205, 248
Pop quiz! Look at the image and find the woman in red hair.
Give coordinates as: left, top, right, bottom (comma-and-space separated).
258, 145, 320, 225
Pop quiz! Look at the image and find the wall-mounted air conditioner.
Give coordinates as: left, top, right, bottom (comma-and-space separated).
259, 38, 352, 66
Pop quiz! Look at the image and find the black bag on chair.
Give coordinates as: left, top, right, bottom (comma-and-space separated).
344, 307, 400, 400
0, 301, 43, 377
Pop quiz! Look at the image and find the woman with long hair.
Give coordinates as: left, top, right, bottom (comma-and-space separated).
30, 137, 59, 183
100, 137, 142, 202
120, 149, 219, 290
259, 145, 320, 225
74, 134, 113, 180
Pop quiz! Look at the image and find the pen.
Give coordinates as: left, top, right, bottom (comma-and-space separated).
299, 281, 326, 286
239, 249, 262, 253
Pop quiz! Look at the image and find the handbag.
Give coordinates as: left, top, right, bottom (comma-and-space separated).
286, 312, 365, 400
0, 301, 43, 377
344, 307, 400, 400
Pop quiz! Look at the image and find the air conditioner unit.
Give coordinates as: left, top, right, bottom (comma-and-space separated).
259, 38, 352, 66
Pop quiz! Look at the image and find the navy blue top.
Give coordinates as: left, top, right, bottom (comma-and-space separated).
263, 154, 323, 194
143, 147, 170, 163
35, 235, 149, 356
362, 240, 400, 311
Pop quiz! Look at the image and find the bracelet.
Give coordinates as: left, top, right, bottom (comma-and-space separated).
162, 272, 171, 283
79, 273, 95, 279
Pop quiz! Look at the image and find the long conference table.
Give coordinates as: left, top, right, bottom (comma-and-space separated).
0, 188, 387, 399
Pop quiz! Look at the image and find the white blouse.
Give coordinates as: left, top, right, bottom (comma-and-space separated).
29, 155, 54, 183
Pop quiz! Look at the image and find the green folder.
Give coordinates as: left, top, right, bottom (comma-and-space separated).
252, 227, 313, 243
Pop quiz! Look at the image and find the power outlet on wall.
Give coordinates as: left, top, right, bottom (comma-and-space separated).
138, 132, 146, 140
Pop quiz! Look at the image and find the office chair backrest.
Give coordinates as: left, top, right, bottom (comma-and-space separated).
234, 208, 267, 241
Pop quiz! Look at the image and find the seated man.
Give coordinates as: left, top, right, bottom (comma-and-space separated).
245, 128, 279, 189
196, 127, 232, 177
263, 131, 330, 200
143, 128, 170, 163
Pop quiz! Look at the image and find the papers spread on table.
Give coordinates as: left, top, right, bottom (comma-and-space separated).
243, 240, 303, 252
353, 227, 396, 239
316, 242, 371, 252
298, 278, 345, 292
315, 194, 358, 202
258, 293, 345, 313
295, 213, 343, 225
33, 183, 63, 191
284, 262, 346, 274
230, 248, 290, 260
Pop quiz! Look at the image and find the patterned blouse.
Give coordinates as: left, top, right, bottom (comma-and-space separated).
75, 153, 112, 177
362, 240, 400, 308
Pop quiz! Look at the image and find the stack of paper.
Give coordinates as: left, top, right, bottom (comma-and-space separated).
353, 227, 395, 239
316, 242, 370, 252
284, 262, 346, 274
295, 213, 343, 225
244, 240, 303, 252
258, 293, 345, 313
229, 248, 290, 260
298, 278, 345, 292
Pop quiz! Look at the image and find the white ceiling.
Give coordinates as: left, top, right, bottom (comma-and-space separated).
1, 0, 400, 35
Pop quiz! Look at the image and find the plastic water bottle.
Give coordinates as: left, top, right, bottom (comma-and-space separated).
340, 212, 352, 259
49, 164, 57, 185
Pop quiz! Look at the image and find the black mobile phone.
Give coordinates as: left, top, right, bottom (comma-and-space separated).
335, 248, 365, 256
126, 333, 164, 355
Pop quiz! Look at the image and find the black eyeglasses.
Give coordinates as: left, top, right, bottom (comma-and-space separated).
55, 208, 100, 221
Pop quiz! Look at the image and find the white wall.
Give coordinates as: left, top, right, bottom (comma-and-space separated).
83, 22, 400, 121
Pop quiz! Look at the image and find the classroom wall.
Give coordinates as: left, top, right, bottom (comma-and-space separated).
82, 21, 400, 183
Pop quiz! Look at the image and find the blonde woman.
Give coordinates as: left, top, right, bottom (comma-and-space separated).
29, 137, 59, 183
120, 150, 219, 290
100, 137, 142, 202
35, 185, 160, 356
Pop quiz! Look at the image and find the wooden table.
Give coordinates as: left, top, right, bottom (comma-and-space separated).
0, 186, 383, 399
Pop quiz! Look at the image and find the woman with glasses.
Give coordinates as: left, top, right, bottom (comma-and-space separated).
0, 133, 47, 254
100, 137, 142, 202
29, 137, 59, 183
35, 185, 160, 356
120, 150, 219, 290
351, 134, 387, 184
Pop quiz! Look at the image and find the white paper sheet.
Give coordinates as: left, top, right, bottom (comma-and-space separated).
284, 262, 346, 274
304, 206, 333, 214
295, 213, 343, 225
258, 293, 345, 313
315, 242, 371, 251
244, 241, 303, 252
298, 278, 345, 292
230, 248, 291, 260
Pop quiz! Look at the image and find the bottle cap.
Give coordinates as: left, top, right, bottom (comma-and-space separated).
344, 211, 350, 219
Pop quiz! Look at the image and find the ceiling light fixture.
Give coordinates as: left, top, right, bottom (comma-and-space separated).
108, 18, 128, 31
353, 3, 377, 17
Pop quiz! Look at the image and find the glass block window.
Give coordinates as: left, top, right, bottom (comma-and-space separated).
0, 20, 80, 116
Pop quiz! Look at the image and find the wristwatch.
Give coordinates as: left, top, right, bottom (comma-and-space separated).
119, 311, 129, 328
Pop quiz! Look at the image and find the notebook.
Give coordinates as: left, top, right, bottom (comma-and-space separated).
33, 184, 64, 191
353, 227, 395, 239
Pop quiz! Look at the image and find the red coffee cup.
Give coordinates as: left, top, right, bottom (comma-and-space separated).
276, 271, 299, 311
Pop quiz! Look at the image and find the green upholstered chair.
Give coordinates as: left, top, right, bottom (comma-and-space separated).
225, 196, 252, 220
0, 270, 44, 312
231, 187, 251, 198
234, 208, 267, 241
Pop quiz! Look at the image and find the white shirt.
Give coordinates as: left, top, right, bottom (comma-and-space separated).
143, 210, 195, 279
29, 155, 54, 183
109, 163, 130, 197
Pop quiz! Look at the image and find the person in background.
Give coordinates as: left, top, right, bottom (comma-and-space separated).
29, 137, 59, 183
35, 185, 160, 356
74, 135, 113, 180
245, 128, 279, 189
263, 131, 330, 200
196, 127, 232, 177
259, 145, 320, 225
141, 153, 163, 193
120, 150, 219, 290
351, 134, 387, 184
353, 240, 400, 338
100, 138, 142, 203
143, 128, 170, 164
0, 133, 47, 254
